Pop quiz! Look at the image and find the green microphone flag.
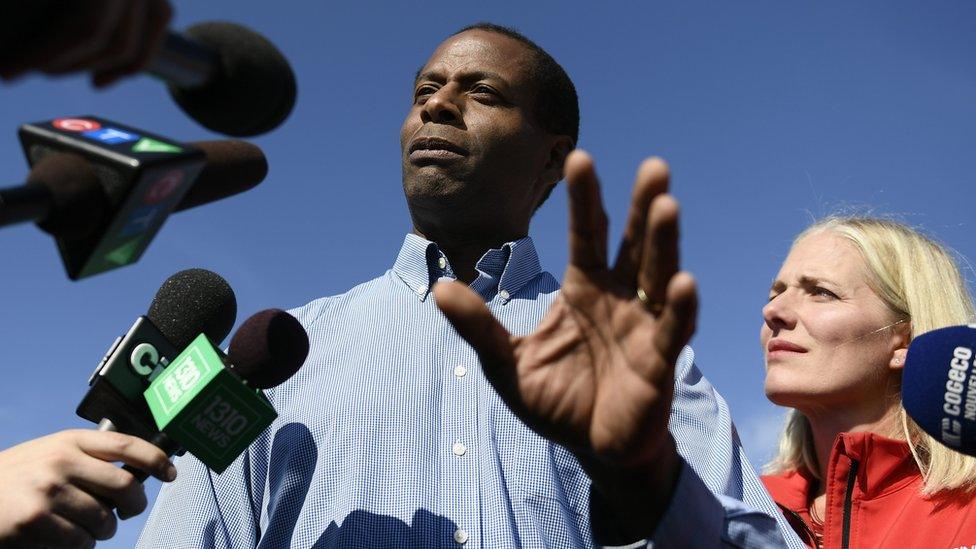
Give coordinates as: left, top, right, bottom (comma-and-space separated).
144, 333, 276, 473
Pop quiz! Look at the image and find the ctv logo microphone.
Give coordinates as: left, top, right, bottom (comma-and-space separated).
18, 116, 203, 279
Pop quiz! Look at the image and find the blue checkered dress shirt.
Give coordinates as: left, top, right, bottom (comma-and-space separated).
138, 234, 801, 548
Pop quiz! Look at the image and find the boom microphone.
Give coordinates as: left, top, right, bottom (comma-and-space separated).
903, 324, 976, 456
14, 116, 267, 279
77, 268, 237, 441
148, 22, 297, 137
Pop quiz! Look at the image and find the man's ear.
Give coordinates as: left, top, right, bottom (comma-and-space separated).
545, 136, 575, 184
538, 135, 575, 194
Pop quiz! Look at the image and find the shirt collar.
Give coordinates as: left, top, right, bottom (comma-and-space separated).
391, 233, 542, 302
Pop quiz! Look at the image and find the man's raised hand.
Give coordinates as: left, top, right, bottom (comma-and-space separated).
433, 149, 697, 476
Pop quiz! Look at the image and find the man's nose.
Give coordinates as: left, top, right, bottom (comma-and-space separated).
421, 85, 462, 125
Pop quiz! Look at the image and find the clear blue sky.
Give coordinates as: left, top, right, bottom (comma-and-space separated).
2, 1, 975, 546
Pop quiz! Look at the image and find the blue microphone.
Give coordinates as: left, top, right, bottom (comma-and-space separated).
903, 324, 976, 456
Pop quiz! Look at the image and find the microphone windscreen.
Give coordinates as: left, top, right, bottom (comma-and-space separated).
147, 268, 237, 349
227, 308, 308, 389
27, 152, 106, 239
167, 22, 297, 137
903, 324, 976, 457
173, 140, 267, 212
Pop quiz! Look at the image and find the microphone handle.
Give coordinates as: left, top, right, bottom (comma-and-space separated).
0, 183, 50, 228
146, 32, 219, 89
98, 418, 183, 482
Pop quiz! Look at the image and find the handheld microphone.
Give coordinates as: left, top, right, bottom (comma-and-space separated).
13, 117, 267, 279
0, 152, 105, 239
903, 324, 976, 456
148, 22, 297, 137
142, 308, 308, 474
77, 268, 237, 441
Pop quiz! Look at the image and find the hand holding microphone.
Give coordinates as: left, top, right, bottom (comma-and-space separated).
0, 430, 175, 549
0, 0, 173, 86
0, 268, 308, 546
1, 3, 297, 136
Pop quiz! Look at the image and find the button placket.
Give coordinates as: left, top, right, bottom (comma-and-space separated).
441, 349, 480, 548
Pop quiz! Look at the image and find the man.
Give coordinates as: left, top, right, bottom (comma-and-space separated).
139, 24, 798, 548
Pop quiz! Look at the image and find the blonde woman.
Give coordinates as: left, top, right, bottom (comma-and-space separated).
759, 217, 976, 548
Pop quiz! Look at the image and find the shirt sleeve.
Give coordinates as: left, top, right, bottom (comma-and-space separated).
649, 458, 786, 548
650, 346, 804, 548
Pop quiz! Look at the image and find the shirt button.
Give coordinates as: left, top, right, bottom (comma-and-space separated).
498, 289, 510, 300
454, 365, 467, 378
438, 257, 447, 269
454, 529, 469, 544
416, 285, 428, 295
452, 441, 467, 456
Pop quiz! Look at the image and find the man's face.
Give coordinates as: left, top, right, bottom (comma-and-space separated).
400, 30, 553, 215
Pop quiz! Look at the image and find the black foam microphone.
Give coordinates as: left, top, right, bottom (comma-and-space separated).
903, 324, 976, 456
77, 268, 237, 441
14, 117, 267, 279
148, 22, 297, 137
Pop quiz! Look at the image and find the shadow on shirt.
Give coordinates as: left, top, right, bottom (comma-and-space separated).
258, 422, 461, 548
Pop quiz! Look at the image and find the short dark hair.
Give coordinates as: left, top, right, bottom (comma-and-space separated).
452, 23, 579, 209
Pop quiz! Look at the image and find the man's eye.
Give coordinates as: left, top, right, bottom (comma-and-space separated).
471, 84, 497, 96
414, 85, 437, 102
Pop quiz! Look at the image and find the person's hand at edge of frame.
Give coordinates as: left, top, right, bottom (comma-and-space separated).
0, 0, 173, 88
0, 429, 177, 549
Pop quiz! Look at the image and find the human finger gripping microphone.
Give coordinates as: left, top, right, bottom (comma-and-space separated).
903, 324, 976, 456
77, 269, 237, 442
142, 309, 309, 474
12, 116, 267, 279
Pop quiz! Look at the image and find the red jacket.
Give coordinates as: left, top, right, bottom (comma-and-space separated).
761, 432, 976, 549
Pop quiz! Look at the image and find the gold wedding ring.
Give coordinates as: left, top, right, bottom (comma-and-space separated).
636, 287, 649, 304
636, 287, 663, 315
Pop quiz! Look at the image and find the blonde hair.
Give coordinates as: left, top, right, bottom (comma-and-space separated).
764, 216, 976, 495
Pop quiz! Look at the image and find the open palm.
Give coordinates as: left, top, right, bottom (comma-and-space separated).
434, 150, 697, 469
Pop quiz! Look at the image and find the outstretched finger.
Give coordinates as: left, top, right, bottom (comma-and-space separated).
565, 150, 609, 271
433, 281, 521, 406
653, 272, 698, 368
73, 430, 175, 483
637, 194, 680, 312
612, 158, 670, 288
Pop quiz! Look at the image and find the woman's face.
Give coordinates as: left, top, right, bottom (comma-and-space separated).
761, 231, 907, 413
